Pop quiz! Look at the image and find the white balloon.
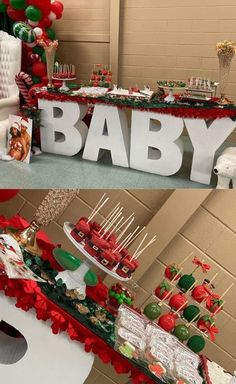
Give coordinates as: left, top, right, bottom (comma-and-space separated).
48, 11, 57, 21
33, 27, 43, 37
27, 20, 39, 27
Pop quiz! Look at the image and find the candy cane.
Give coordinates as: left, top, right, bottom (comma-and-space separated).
15, 72, 33, 106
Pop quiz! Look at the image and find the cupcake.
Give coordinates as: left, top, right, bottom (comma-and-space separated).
116, 255, 139, 278
71, 217, 91, 243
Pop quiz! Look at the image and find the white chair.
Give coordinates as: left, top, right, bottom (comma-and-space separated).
0, 32, 21, 150
0, 294, 94, 384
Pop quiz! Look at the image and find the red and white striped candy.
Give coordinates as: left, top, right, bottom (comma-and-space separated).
15, 72, 33, 106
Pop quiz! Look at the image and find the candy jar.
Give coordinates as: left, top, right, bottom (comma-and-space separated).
107, 282, 135, 313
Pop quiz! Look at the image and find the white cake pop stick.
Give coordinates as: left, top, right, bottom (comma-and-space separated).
88, 193, 107, 222
115, 217, 135, 243
124, 226, 146, 249
100, 203, 121, 226
100, 211, 123, 238
132, 233, 148, 259
133, 236, 157, 259
104, 216, 124, 240
116, 213, 135, 232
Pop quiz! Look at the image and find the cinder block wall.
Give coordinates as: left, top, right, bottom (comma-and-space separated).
0, 190, 236, 383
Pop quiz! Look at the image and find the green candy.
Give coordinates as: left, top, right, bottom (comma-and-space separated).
126, 297, 132, 305
178, 274, 196, 292
187, 335, 206, 353
109, 290, 115, 297
143, 302, 162, 321
183, 305, 200, 322
118, 298, 124, 305
173, 324, 190, 341
120, 293, 126, 299
114, 293, 120, 300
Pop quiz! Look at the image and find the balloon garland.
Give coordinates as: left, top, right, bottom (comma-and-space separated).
1, 0, 64, 85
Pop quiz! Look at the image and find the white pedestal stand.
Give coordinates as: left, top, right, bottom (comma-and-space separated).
56, 222, 131, 297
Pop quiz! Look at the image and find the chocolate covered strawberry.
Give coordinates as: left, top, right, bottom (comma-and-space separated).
71, 217, 91, 243
165, 264, 182, 281
116, 256, 139, 278
155, 280, 172, 300
169, 292, 188, 311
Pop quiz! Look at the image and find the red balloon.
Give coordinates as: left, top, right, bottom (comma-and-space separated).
32, 61, 47, 77
40, 16, 52, 28
55, 11, 62, 20
0, 190, 19, 203
51, 1, 64, 15
27, 0, 51, 16
7, 5, 25, 21
41, 75, 48, 85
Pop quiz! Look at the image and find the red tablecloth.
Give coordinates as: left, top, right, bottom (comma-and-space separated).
0, 215, 155, 384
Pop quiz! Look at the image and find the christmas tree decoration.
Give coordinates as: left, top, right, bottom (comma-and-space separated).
197, 315, 219, 342
183, 305, 201, 322
178, 257, 211, 292
173, 324, 190, 341
187, 335, 206, 353
158, 312, 177, 332
169, 292, 188, 311
143, 302, 162, 320
154, 280, 172, 300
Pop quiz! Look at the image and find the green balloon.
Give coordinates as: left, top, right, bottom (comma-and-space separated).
46, 28, 56, 40
32, 76, 41, 84
187, 335, 206, 353
143, 302, 162, 321
25, 5, 42, 22
10, 0, 26, 10
41, 51, 46, 64
0, 3, 7, 12
178, 274, 196, 292
183, 305, 200, 322
33, 46, 44, 56
173, 324, 190, 341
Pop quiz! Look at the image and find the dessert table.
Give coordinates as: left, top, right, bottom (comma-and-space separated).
35, 89, 236, 185
0, 215, 163, 384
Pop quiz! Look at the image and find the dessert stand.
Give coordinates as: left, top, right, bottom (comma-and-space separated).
159, 86, 186, 103
52, 76, 77, 92
57, 222, 132, 299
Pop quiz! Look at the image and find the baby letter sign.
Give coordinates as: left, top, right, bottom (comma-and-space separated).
38, 99, 236, 185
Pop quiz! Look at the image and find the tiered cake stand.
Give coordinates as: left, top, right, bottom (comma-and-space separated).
59, 222, 131, 299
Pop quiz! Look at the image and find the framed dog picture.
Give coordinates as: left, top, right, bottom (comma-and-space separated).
7, 115, 32, 164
